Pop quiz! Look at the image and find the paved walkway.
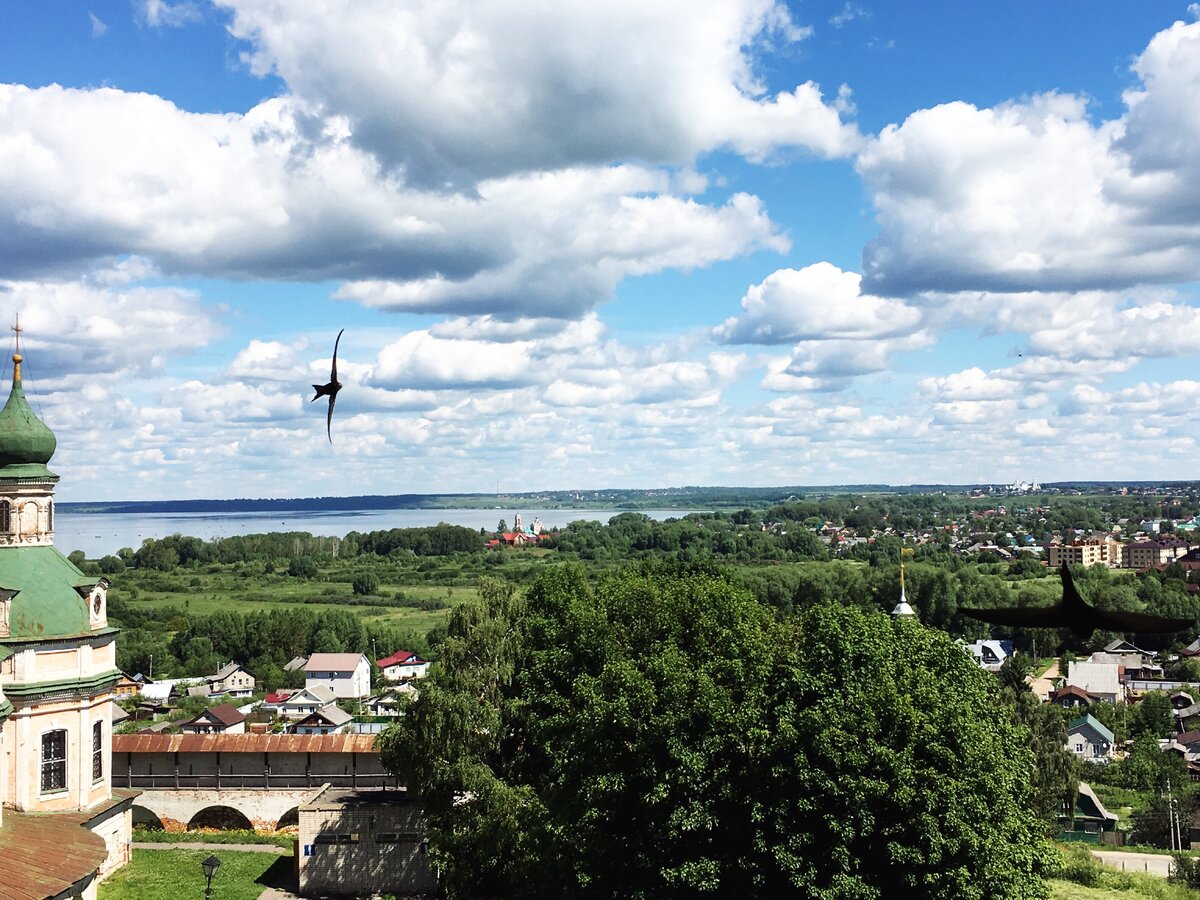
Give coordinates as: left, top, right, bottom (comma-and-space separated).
1092, 850, 1174, 878
133, 841, 290, 854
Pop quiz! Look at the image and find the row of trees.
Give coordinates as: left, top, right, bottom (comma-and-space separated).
84, 523, 485, 574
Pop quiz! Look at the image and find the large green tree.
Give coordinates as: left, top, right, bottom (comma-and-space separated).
381, 566, 1052, 899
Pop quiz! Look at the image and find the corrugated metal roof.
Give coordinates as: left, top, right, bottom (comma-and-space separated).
112, 732, 378, 753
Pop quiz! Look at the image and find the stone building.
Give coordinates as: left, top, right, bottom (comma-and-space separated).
298, 788, 437, 897
0, 333, 134, 897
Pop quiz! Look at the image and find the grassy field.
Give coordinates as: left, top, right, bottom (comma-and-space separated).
100, 848, 290, 900
112, 567, 480, 631
1050, 879, 1200, 899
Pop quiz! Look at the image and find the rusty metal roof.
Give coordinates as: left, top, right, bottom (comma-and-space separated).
0, 807, 108, 899
112, 732, 378, 753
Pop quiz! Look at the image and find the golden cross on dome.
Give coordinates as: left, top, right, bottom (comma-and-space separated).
11, 315, 23, 381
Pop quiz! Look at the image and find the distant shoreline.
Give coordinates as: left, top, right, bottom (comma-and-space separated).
55, 480, 1200, 516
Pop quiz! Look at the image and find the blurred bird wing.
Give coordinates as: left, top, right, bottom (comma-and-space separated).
330, 328, 343, 382
959, 605, 1069, 628
1092, 608, 1194, 634
326, 393, 336, 442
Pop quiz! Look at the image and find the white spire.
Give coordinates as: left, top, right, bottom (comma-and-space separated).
891, 562, 916, 617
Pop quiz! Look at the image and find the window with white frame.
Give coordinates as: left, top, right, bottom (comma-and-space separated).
41, 729, 67, 792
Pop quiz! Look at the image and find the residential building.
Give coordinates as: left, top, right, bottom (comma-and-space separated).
1048, 538, 1120, 569
1049, 685, 1097, 709
966, 639, 1011, 672
262, 690, 295, 714
305, 653, 371, 699
292, 706, 353, 735
1067, 660, 1123, 703
206, 662, 255, 698
377, 649, 429, 682
180, 704, 247, 735
0, 335, 134, 895
1066, 715, 1116, 760
112, 673, 140, 698
365, 690, 415, 717
280, 685, 339, 720
1122, 539, 1198, 569
1057, 782, 1119, 844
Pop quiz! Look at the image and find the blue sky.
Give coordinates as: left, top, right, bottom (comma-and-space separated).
1, 1, 1199, 500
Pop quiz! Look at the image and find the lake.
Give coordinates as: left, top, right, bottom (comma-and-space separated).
55, 507, 705, 557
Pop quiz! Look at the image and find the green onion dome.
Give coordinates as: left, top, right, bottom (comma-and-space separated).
0, 354, 57, 476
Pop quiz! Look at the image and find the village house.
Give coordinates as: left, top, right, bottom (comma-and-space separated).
965, 639, 1011, 672
305, 653, 371, 700
365, 689, 415, 717
112, 673, 141, 699
1057, 782, 1119, 844
281, 685, 339, 720
377, 649, 430, 682
1067, 660, 1124, 704
1049, 685, 1097, 709
1066, 714, 1116, 761
180, 704, 247, 735
291, 706, 353, 735
206, 661, 256, 698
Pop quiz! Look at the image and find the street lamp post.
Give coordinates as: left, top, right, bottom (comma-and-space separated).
201, 854, 221, 899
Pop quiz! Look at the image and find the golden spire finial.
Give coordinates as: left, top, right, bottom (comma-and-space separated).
11, 314, 22, 382
899, 561, 906, 595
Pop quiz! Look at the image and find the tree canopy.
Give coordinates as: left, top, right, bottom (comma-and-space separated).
380, 565, 1053, 899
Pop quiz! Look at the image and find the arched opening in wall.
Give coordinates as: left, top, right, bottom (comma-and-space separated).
22, 501, 38, 534
275, 807, 300, 832
187, 805, 255, 832
0, 500, 9, 533
47, 499, 52, 531
132, 805, 166, 831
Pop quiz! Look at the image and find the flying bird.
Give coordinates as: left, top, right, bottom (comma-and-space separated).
960, 563, 1193, 639
311, 328, 344, 442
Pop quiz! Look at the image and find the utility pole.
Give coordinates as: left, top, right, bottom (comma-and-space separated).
1168, 777, 1178, 851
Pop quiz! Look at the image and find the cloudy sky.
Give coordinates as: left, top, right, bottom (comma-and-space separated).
2, 1, 1199, 501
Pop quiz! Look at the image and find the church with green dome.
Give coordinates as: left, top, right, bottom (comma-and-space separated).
0, 329, 135, 897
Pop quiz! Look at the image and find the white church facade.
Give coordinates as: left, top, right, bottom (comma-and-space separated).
0, 333, 134, 897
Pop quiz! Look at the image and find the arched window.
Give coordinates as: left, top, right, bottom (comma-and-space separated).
47, 500, 53, 532
0, 500, 9, 533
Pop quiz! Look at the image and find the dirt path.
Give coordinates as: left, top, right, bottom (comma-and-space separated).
1027, 659, 1060, 700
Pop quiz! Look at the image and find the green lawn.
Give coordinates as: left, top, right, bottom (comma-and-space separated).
100, 849, 290, 900
1049, 879, 1200, 899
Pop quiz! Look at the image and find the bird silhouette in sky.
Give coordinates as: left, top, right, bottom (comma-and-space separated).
311, 328, 344, 442
960, 562, 1193, 639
